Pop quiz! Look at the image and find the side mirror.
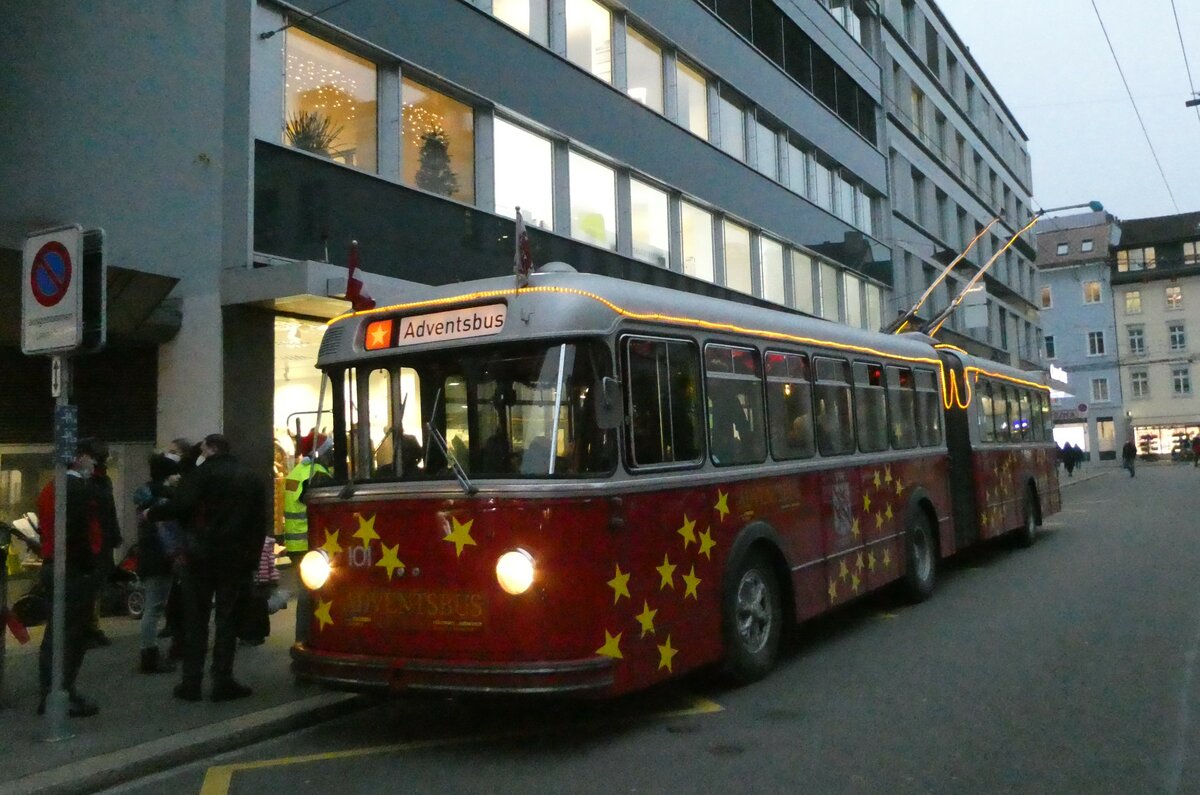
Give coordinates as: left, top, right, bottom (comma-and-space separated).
596, 376, 623, 430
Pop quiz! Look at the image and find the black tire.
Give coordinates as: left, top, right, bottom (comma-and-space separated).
1014, 487, 1038, 548
126, 587, 145, 619
12, 593, 49, 627
721, 549, 782, 684
901, 510, 936, 603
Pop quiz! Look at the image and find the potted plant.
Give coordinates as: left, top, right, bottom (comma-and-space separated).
284, 109, 343, 158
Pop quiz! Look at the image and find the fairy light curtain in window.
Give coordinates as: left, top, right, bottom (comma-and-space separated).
284, 28, 377, 173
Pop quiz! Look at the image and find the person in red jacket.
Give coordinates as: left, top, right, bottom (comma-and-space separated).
36, 440, 104, 718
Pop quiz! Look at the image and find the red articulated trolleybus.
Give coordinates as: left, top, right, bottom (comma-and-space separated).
291, 265, 1060, 696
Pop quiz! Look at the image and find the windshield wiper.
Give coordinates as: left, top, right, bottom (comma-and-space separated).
425, 388, 477, 495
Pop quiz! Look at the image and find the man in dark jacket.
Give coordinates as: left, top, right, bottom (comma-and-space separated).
160, 433, 268, 702
84, 438, 122, 648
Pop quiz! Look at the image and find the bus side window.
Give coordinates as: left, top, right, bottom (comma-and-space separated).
766, 351, 814, 460
978, 380, 996, 443
705, 344, 766, 466
813, 357, 855, 456
1035, 392, 1049, 441
995, 386, 1013, 442
885, 365, 916, 449
914, 369, 942, 446
1018, 390, 1032, 441
625, 337, 703, 467
853, 362, 888, 453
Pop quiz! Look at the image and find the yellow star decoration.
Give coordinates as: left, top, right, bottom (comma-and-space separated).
851, 572, 861, 593
676, 515, 697, 549
855, 551, 865, 571
314, 598, 334, 631
875, 511, 883, 529
873, 470, 882, 489
884, 464, 893, 483
635, 601, 657, 638
851, 516, 861, 538
607, 565, 631, 603
376, 542, 404, 580
698, 527, 717, 560
658, 635, 678, 671
714, 490, 731, 522
319, 528, 343, 558
839, 559, 850, 582
885, 504, 894, 521
683, 566, 702, 600
656, 555, 677, 590
980, 511, 990, 530
867, 550, 877, 571
882, 549, 892, 568
894, 479, 904, 497
443, 516, 476, 557
596, 630, 623, 659
828, 577, 839, 602
352, 513, 380, 545
863, 492, 872, 512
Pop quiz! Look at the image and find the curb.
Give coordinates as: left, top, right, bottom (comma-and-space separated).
1, 692, 364, 795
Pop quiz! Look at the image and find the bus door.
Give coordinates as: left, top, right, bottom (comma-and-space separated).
939, 352, 981, 549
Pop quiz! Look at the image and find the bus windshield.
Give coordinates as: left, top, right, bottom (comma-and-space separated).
326, 340, 617, 482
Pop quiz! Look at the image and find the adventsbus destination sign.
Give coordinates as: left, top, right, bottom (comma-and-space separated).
366, 304, 507, 350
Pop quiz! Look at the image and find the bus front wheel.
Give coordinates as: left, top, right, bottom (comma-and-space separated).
721, 549, 782, 684
901, 511, 936, 602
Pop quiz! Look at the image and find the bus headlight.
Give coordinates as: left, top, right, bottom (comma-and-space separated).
496, 549, 535, 595
299, 549, 332, 590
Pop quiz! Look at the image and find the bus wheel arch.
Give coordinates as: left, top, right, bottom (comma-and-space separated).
900, 496, 938, 603
720, 523, 789, 684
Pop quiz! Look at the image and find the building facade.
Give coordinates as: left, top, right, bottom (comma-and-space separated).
1110, 211, 1200, 458
878, 0, 1038, 365
1033, 211, 1126, 460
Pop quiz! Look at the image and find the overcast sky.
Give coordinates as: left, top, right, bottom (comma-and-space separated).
935, 0, 1200, 222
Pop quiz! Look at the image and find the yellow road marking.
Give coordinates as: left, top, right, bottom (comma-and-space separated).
199, 695, 722, 794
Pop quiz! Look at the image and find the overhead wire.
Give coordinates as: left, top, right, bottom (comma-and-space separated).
1168, 0, 1200, 127
1089, 0, 1180, 212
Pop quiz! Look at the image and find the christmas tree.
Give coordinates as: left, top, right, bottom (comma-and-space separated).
415, 128, 459, 198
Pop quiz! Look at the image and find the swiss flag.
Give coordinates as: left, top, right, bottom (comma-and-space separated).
514, 207, 533, 288
346, 241, 376, 312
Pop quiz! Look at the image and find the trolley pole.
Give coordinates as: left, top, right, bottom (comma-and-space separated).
45, 354, 74, 741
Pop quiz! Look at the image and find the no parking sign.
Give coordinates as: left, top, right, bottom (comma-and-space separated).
21, 225, 105, 354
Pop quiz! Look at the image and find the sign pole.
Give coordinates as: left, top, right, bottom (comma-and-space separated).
45, 354, 73, 741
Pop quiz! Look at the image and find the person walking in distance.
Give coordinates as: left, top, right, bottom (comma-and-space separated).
132, 452, 180, 674
154, 434, 268, 702
1121, 439, 1137, 478
35, 440, 104, 717
1192, 434, 1200, 468
84, 439, 122, 648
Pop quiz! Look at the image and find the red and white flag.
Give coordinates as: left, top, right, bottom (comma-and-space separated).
514, 207, 533, 288
346, 240, 376, 312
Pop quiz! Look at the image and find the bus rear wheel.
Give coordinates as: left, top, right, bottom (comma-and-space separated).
1014, 488, 1038, 548
722, 549, 782, 684
901, 511, 936, 603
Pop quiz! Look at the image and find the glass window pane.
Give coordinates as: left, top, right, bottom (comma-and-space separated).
565, 0, 612, 83
812, 161, 832, 209
723, 220, 752, 294
719, 94, 745, 159
854, 362, 888, 453
766, 351, 814, 460
787, 143, 808, 195
681, 201, 715, 283
791, 250, 815, 313
493, 0, 549, 44
626, 337, 703, 465
755, 120, 777, 179
285, 28, 378, 173
626, 28, 663, 112
761, 237, 785, 304
866, 284, 882, 331
630, 178, 670, 267
676, 60, 709, 139
401, 77, 475, 203
493, 118, 553, 229
568, 151, 616, 249
705, 345, 766, 466
820, 262, 840, 321
814, 358, 855, 455
844, 274, 863, 328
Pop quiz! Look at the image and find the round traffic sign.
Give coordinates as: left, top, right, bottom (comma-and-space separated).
1077, 403, 1088, 414
30, 241, 73, 308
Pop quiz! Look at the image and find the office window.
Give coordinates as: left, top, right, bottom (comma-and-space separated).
812, 160, 832, 209
1117, 247, 1156, 272
1056, 242, 1068, 255
760, 237, 786, 305
493, 0, 549, 44
1173, 367, 1192, 396
836, 175, 856, 225
625, 27, 663, 112
718, 92, 746, 160
910, 86, 926, 138
568, 152, 616, 249
1169, 323, 1187, 351
681, 201, 715, 283
911, 169, 926, 226
786, 142, 808, 196
1081, 239, 1095, 253
1130, 370, 1149, 398
1091, 378, 1109, 403
792, 250, 815, 314
856, 188, 874, 236
1044, 335, 1055, 359
865, 284, 882, 331
1166, 286, 1183, 310
675, 60, 709, 139
493, 118, 553, 228
401, 77, 475, 203
1087, 331, 1105, 356
1125, 291, 1142, 314
844, 274, 863, 328
284, 29, 378, 173
723, 219, 752, 294
1127, 326, 1145, 356
754, 118, 778, 179
1083, 281, 1101, 304
629, 178, 669, 267
1040, 286, 1052, 309
750, 0, 784, 62
1185, 241, 1200, 265
565, 0, 612, 83
820, 262, 840, 321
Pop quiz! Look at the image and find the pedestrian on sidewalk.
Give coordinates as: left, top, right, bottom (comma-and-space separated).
84, 439, 122, 649
1192, 435, 1200, 468
153, 434, 268, 702
1121, 440, 1137, 478
34, 440, 104, 718
132, 452, 180, 674
1063, 444, 1077, 477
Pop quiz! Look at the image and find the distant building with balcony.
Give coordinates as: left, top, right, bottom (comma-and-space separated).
1033, 211, 1125, 459
1109, 211, 1200, 458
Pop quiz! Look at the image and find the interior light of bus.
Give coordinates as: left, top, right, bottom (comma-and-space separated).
496, 548, 535, 595
299, 550, 332, 590
365, 320, 394, 351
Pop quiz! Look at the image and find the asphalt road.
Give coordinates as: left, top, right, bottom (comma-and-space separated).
113, 464, 1200, 795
